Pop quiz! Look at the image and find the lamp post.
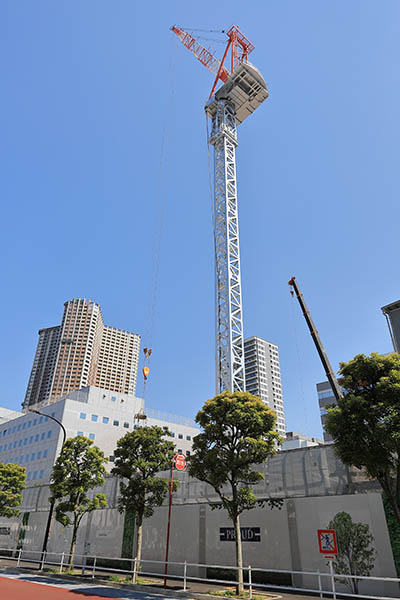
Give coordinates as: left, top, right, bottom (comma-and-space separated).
28, 408, 67, 558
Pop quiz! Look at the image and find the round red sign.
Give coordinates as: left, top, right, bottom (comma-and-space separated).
174, 454, 187, 471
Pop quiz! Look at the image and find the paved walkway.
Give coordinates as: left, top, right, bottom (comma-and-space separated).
0, 563, 324, 600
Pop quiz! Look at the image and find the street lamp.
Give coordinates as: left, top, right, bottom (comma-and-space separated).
28, 408, 67, 561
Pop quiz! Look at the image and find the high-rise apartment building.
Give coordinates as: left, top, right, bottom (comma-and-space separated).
23, 298, 140, 409
382, 300, 400, 353
244, 336, 286, 436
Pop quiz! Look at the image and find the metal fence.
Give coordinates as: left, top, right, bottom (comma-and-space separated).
0, 547, 399, 600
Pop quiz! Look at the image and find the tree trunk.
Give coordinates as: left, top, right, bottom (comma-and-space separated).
133, 513, 143, 584
68, 519, 78, 570
234, 514, 244, 594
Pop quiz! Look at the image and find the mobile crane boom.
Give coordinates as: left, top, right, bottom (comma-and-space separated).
288, 277, 343, 402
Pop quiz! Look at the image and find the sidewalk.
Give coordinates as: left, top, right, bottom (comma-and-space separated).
0, 560, 323, 600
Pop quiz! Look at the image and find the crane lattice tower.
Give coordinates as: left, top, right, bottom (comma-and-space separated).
172, 26, 269, 393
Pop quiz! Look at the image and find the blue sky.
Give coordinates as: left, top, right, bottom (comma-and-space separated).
1, 1, 399, 438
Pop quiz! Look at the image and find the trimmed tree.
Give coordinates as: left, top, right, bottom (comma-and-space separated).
111, 425, 177, 582
325, 352, 400, 523
328, 511, 376, 594
188, 391, 281, 594
50, 437, 107, 568
0, 462, 26, 518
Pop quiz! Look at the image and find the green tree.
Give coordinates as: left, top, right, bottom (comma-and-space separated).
0, 462, 26, 518
328, 511, 376, 594
50, 437, 107, 568
188, 391, 281, 594
111, 426, 177, 582
325, 353, 400, 523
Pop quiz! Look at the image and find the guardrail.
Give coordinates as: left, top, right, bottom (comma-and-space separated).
0, 547, 399, 599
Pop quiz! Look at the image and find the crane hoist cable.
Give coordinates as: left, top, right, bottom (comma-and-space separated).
141, 34, 177, 396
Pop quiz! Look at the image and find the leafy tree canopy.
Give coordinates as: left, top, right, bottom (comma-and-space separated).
189, 391, 281, 519
50, 437, 107, 567
0, 462, 26, 518
111, 425, 177, 575
111, 425, 177, 519
325, 353, 400, 522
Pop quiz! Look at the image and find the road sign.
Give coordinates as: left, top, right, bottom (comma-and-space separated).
174, 454, 187, 471
317, 529, 338, 555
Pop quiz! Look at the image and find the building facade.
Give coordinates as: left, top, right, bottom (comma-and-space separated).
244, 336, 286, 436
0, 386, 199, 482
382, 299, 400, 353
23, 298, 140, 409
281, 431, 324, 451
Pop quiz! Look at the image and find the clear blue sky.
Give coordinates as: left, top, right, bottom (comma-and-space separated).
1, 1, 399, 438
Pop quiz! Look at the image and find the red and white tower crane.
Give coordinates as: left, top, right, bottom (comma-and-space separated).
172, 25, 269, 393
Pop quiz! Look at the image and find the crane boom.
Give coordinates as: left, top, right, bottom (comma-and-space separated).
171, 26, 229, 83
288, 277, 343, 402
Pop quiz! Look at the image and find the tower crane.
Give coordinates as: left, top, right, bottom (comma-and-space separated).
172, 25, 269, 393
288, 277, 343, 403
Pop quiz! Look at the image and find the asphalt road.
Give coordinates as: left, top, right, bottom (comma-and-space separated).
0, 570, 191, 600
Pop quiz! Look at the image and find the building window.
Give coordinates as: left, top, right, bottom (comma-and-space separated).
51, 412, 56, 418
111, 396, 116, 402
113, 420, 119, 427
43, 449, 48, 458
91, 415, 98, 422
109, 455, 115, 462
47, 431, 52, 439
77, 431, 84, 437
37, 451, 42, 459
123, 422, 129, 428
33, 471, 37, 480
170, 432, 175, 437
39, 417, 43, 424
80, 412, 86, 420
178, 449, 182, 454
39, 470, 44, 479
102, 417, 109, 424
31, 453, 35, 460
41, 432, 46, 440
178, 434, 183, 439
186, 451, 190, 456
89, 433, 95, 441
186, 435, 191, 441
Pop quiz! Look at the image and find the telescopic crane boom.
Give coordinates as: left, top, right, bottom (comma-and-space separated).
288, 277, 343, 403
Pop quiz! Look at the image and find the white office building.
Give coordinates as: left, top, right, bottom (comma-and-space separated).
244, 336, 286, 436
0, 386, 199, 482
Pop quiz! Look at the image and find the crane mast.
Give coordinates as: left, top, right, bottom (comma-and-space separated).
288, 277, 343, 403
172, 25, 269, 393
